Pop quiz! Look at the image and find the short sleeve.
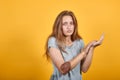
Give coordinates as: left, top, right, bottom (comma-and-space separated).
79, 39, 85, 49
48, 37, 58, 49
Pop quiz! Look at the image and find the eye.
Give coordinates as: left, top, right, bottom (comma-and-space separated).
70, 22, 73, 25
62, 22, 67, 26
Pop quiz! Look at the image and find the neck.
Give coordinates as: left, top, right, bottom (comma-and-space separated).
65, 36, 72, 45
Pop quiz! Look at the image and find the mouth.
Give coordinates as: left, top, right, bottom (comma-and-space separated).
67, 30, 72, 33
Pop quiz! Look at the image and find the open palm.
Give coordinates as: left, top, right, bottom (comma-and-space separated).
93, 33, 104, 47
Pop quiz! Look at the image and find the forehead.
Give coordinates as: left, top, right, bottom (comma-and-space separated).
62, 15, 73, 22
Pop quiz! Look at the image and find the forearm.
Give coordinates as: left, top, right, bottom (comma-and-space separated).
81, 46, 94, 73
60, 51, 85, 75
81, 34, 104, 73
70, 51, 85, 69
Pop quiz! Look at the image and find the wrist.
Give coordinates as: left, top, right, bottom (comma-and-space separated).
81, 51, 86, 58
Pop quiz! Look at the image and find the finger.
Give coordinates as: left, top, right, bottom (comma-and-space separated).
97, 33, 104, 44
99, 33, 104, 41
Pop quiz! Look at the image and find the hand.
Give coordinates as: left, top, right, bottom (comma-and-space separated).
93, 33, 104, 47
85, 40, 97, 53
81, 33, 104, 57
81, 40, 96, 56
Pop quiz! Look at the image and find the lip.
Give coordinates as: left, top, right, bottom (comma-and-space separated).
67, 30, 72, 33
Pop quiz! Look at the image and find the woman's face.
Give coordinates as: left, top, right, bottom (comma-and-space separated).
62, 15, 74, 37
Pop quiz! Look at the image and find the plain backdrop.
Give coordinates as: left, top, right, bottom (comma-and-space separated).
0, 0, 120, 80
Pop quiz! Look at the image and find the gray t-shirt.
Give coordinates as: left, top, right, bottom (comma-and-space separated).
48, 37, 84, 80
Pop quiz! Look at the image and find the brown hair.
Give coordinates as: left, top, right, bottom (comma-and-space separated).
45, 10, 82, 59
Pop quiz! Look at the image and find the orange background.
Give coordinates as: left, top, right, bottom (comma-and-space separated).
0, 0, 120, 80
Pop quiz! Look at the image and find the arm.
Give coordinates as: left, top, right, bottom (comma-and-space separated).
81, 46, 94, 73
81, 34, 104, 73
48, 47, 86, 75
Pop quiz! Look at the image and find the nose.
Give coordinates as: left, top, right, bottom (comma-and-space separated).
67, 24, 71, 29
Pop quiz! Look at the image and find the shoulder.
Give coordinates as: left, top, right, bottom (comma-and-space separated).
48, 36, 56, 41
48, 36, 57, 44
79, 39, 84, 44
47, 36, 58, 48
75, 39, 84, 48
76, 39, 84, 44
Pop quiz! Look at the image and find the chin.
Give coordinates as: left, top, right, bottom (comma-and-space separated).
65, 33, 73, 37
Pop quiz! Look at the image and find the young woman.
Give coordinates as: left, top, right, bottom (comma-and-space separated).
45, 10, 104, 80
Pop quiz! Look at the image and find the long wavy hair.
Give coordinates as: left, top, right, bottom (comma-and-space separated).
45, 10, 82, 59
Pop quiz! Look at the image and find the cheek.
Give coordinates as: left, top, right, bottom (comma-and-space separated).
62, 26, 67, 32
72, 26, 75, 31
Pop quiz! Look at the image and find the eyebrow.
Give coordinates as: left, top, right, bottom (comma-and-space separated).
63, 20, 73, 23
